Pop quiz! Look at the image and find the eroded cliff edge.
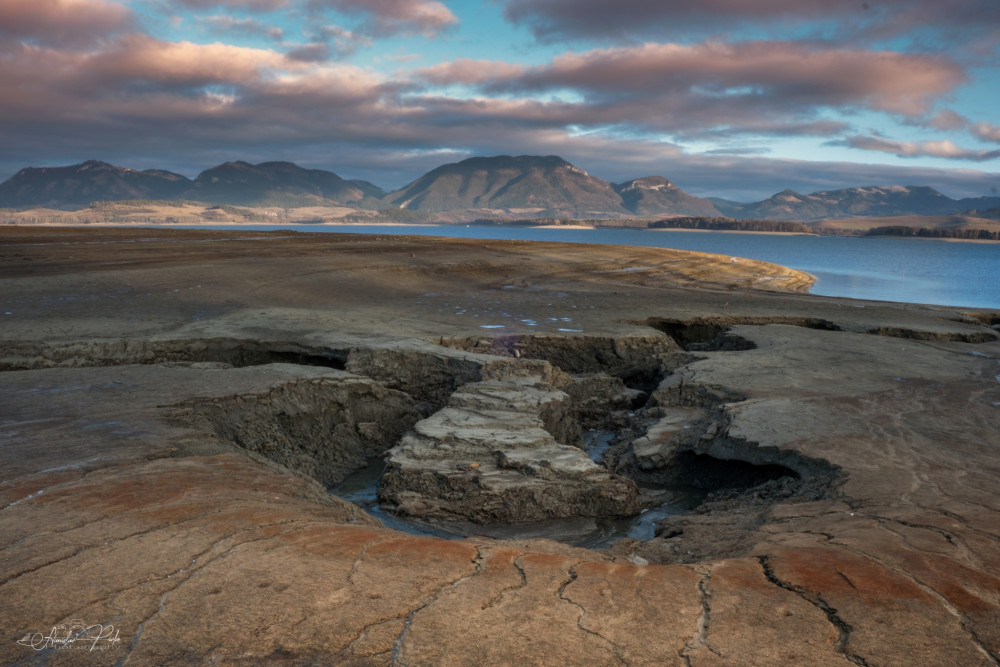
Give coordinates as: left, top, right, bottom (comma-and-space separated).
2, 228, 999, 666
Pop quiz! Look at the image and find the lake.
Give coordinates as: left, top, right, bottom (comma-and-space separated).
183, 224, 1000, 310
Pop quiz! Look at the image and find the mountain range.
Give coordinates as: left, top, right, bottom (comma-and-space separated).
2, 156, 999, 221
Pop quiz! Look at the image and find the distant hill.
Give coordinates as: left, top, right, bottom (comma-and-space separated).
971, 206, 1000, 220
382, 155, 629, 217
614, 176, 721, 217
185, 161, 384, 207
731, 185, 974, 221
706, 197, 746, 217
0, 160, 383, 210
0, 160, 191, 209
2, 157, 998, 222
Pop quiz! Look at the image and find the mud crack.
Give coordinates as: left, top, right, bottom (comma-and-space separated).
758, 556, 869, 666
679, 566, 720, 665
557, 562, 629, 665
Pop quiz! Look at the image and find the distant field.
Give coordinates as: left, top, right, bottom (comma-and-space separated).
3, 202, 1000, 240
0, 201, 361, 225
813, 214, 1000, 232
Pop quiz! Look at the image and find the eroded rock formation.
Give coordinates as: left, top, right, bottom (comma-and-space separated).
379, 359, 643, 523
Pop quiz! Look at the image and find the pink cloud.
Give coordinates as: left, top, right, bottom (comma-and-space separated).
417, 41, 964, 121
417, 59, 527, 85
924, 109, 970, 131
312, 0, 457, 36
535, 42, 962, 116
201, 16, 285, 41
971, 122, 1000, 143
174, 0, 291, 11
845, 135, 1000, 161
0, 33, 387, 129
0, 0, 133, 47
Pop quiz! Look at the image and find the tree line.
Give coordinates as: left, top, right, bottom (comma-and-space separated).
864, 226, 1000, 240
648, 217, 813, 233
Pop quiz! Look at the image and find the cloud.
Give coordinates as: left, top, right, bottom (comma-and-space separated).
526, 42, 961, 116
313, 25, 372, 58
971, 122, 1000, 144
418, 58, 527, 86
842, 135, 1000, 161
171, 0, 456, 38
0, 0, 134, 47
285, 42, 331, 62
201, 15, 284, 40
923, 109, 969, 131
704, 146, 772, 156
311, 0, 457, 37
174, 0, 290, 10
414, 41, 964, 140
0, 33, 387, 131
0, 2, 994, 202
499, 0, 1000, 51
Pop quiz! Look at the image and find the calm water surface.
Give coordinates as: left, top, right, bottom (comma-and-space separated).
191, 224, 1000, 309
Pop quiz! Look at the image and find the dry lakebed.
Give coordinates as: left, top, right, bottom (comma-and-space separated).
2, 227, 999, 665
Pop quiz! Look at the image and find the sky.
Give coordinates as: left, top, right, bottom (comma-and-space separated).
2, 0, 999, 201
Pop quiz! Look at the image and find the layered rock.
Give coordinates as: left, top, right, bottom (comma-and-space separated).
379, 360, 643, 523
176, 366, 421, 487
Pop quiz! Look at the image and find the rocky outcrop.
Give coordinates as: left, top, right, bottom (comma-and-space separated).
379, 360, 643, 523
345, 344, 484, 414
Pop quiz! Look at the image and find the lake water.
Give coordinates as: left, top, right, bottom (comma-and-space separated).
194, 224, 1000, 310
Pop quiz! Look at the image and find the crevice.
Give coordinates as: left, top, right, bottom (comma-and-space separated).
955, 312, 1000, 329
434, 332, 688, 398
337, 617, 406, 664
758, 556, 869, 666
0, 338, 350, 372
348, 538, 385, 585
388, 544, 482, 666
866, 513, 979, 568
482, 554, 529, 610
835, 518, 1000, 665
644, 316, 842, 351
863, 327, 998, 344
172, 377, 421, 489
110, 522, 327, 664
557, 563, 628, 665
62, 520, 327, 638
3, 503, 237, 554
679, 567, 720, 665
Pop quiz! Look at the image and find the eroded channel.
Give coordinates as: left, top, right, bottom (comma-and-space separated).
323, 326, 842, 559
2, 326, 847, 562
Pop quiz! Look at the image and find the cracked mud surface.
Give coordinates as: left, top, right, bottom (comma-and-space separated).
2, 227, 1000, 665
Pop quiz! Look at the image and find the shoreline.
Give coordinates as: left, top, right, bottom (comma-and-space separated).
3, 222, 998, 309
6, 218, 997, 243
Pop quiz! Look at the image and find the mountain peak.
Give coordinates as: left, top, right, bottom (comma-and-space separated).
189, 160, 381, 206
78, 159, 119, 171
386, 154, 623, 215
614, 176, 719, 217
0, 160, 191, 209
